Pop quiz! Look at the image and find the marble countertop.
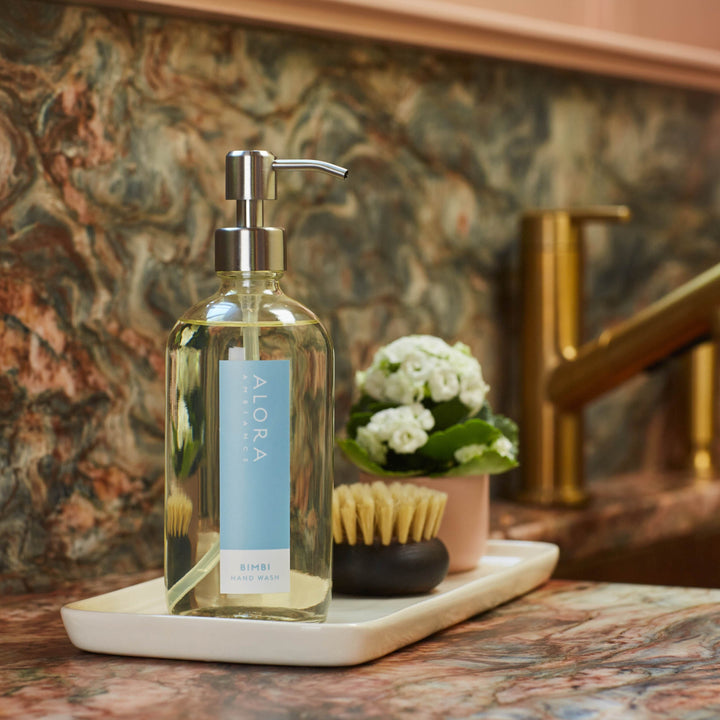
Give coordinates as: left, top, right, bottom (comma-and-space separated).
3, 571, 720, 718
490, 472, 720, 581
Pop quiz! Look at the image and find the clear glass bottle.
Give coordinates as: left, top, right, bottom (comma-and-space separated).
164, 151, 347, 621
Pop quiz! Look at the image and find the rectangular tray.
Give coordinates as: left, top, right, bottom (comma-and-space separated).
61, 539, 558, 667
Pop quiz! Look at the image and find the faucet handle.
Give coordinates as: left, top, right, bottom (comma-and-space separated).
522, 205, 631, 251
567, 206, 631, 225
523, 206, 631, 223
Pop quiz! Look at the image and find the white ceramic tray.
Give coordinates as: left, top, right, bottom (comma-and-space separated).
61, 539, 558, 667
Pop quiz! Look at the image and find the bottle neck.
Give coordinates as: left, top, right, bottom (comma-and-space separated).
216, 271, 283, 294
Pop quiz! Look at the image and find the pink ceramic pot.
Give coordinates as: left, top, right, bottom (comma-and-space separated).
360, 473, 489, 573
408, 475, 489, 573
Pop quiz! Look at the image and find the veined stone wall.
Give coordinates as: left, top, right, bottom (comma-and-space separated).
2, 0, 720, 590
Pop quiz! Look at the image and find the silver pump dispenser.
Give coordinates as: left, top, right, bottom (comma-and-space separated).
215, 150, 348, 272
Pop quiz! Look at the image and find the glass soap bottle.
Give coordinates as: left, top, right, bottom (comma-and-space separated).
164, 150, 347, 621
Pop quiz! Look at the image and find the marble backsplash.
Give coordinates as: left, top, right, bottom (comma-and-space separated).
2, 0, 720, 591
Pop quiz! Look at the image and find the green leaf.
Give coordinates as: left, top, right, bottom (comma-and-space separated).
475, 403, 519, 446
492, 414, 519, 446
428, 397, 470, 431
184, 387, 204, 427
420, 419, 501, 462
172, 432, 204, 479
346, 411, 375, 438
348, 394, 396, 416
476, 402, 493, 422
183, 324, 209, 350
440, 451, 518, 477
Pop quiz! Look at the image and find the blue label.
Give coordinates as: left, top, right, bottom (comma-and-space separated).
219, 358, 290, 594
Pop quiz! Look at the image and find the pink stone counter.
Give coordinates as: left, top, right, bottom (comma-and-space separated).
491, 472, 720, 587
3, 571, 720, 718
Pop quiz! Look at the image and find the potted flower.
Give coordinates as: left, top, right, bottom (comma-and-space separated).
339, 335, 518, 571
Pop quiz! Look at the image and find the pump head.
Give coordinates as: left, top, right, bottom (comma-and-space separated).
215, 150, 348, 272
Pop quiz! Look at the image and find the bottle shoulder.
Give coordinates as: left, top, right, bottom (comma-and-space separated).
177, 289, 321, 328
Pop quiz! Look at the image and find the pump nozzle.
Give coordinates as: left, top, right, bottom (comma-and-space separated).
216, 150, 348, 273
272, 158, 349, 179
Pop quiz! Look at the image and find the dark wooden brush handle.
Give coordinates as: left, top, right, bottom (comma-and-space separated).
166, 536, 192, 613
333, 538, 449, 596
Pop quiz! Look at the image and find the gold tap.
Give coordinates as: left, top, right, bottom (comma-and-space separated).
518, 207, 718, 506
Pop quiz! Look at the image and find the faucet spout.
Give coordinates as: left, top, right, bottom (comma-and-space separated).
548, 263, 720, 410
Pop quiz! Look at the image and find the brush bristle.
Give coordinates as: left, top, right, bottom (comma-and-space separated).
166, 491, 192, 537
333, 482, 447, 546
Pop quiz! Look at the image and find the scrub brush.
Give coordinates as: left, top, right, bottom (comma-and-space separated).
332, 481, 450, 596
165, 491, 193, 613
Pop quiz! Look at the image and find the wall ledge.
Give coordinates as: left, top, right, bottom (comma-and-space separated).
71, 0, 720, 92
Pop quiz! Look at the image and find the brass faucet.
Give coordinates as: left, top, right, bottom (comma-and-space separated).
518, 207, 719, 506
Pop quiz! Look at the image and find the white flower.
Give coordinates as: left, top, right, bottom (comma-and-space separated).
454, 443, 488, 464
380, 336, 421, 364
180, 325, 198, 346
410, 404, 435, 431
389, 426, 428, 454
459, 373, 489, 414
358, 335, 490, 415
366, 406, 415, 439
357, 404, 434, 459
453, 341, 472, 357
176, 399, 193, 448
413, 335, 453, 358
176, 346, 201, 398
401, 351, 437, 382
453, 437, 516, 465
428, 366, 460, 402
450, 351, 480, 375
357, 425, 387, 464
384, 372, 424, 405
492, 436, 515, 459
363, 367, 387, 400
